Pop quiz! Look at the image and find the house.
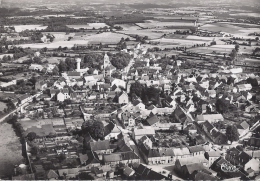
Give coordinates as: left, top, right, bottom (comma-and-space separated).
139, 136, 153, 149
46, 170, 59, 180
29, 64, 44, 71
133, 128, 155, 141
180, 163, 205, 179
191, 170, 219, 181
18, 94, 32, 105
103, 152, 140, 166
244, 158, 260, 175
172, 147, 191, 160
120, 111, 135, 128
87, 140, 114, 160
145, 115, 160, 126
118, 91, 129, 104
205, 150, 221, 167
237, 121, 250, 136
111, 78, 126, 89
173, 106, 193, 127
134, 163, 167, 180
35, 81, 47, 91
56, 89, 70, 102
210, 157, 248, 180
196, 114, 224, 124
202, 121, 227, 145
79, 151, 100, 168
175, 156, 209, 177
132, 100, 145, 110
139, 143, 161, 165
104, 122, 121, 140
188, 145, 205, 157
57, 168, 79, 179
225, 147, 252, 168
103, 153, 122, 167
123, 167, 135, 177
67, 71, 81, 79
236, 84, 252, 92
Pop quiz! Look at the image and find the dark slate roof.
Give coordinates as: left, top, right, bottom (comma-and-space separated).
146, 115, 160, 126
188, 145, 205, 153
67, 71, 81, 76
121, 151, 140, 161
183, 163, 204, 175
192, 170, 219, 181
89, 140, 110, 151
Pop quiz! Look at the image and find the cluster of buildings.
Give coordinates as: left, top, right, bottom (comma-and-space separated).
0, 40, 258, 180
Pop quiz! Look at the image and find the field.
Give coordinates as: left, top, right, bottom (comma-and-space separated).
150, 37, 210, 46
114, 24, 141, 31
0, 102, 7, 111
188, 44, 255, 54
67, 23, 109, 29
19, 32, 132, 49
118, 29, 165, 39
73, 32, 134, 44
230, 13, 260, 18
200, 22, 260, 37
136, 21, 195, 29
0, 123, 24, 177
42, 57, 66, 64
5, 25, 47, 32
19, 40, 88, 49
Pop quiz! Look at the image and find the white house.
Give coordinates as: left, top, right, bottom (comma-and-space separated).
111, 79, 126, 89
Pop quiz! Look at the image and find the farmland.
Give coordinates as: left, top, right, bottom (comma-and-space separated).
67, 23, 109, 29
5, 25, 47, 32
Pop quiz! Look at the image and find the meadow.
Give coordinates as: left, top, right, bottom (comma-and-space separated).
0, 123, 24, 177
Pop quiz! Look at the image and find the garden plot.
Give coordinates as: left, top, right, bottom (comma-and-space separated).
67, 23, 109, 29
5, 25, 47, 32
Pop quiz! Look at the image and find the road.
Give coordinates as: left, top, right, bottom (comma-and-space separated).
0, 91, 42, 123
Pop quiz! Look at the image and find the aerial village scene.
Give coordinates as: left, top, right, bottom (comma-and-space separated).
0, 0, 260, 180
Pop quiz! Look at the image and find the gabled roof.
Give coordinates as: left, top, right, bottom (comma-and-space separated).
206, 150, 221, 157
121, 151, 140, 160
103, 153, 122, 163
237, 121, 250, 130
188, 145, 205, 153
89, 140, 110, 151
146, 115, 160, 126
47, 170, 58, 179
183, 163, 204, 175
67, 71, 81, 76
192, 170, 219, 181
104, 122, 120, 137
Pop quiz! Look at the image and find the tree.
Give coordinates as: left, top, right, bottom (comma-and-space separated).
110, 52, 131, 70
82, 120, 105, 140
52, 66, 59, 75
27, 132, 37, 141
78, 172, 94, 180
130, 81, 144, 99
169, 125, 179, 133
235, 44, 240, 51
226, 125, 239, 143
